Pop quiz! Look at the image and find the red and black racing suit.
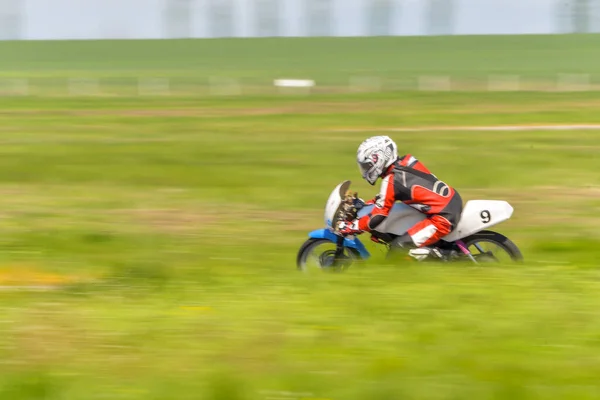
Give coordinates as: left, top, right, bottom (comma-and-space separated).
356, 154, 463, 248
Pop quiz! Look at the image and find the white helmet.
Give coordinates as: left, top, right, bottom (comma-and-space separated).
356, 136, 398, 185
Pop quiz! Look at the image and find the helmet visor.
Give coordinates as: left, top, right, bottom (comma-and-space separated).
358, 160, 378, 185
358, 160, 372, 180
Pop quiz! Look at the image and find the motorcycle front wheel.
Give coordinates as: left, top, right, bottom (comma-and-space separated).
296, 238, 361, 272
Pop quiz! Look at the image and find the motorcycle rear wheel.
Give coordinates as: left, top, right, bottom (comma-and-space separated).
460, 230, 523, 263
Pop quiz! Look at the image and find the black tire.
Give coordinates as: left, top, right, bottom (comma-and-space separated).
460, 230, 523, 262
296, 238, 361, 271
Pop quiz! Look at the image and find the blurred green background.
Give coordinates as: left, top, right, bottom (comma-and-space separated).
3, 35, 600, 93
0, 36, 600, 399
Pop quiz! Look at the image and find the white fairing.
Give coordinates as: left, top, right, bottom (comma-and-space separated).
324, 181, 514, 242
324, 180, 351, 228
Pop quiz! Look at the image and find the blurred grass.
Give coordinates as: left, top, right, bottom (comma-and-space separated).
0, 37, 600, 399
2, 35, 600, 93
3, 35, 600, 76
0, 92, 599, 399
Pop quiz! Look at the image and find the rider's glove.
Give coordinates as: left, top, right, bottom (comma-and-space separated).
337, 220, 362, 236
365, 194, 381, 206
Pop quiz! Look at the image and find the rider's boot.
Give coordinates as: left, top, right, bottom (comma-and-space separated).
388, 233, 449, 262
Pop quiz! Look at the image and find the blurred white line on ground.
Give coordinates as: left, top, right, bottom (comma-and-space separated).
274, 78, 314, 95
329, 124, 600, 133
274, 79, 315, 88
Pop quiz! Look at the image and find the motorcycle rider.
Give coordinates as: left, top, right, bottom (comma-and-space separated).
336, 135, 463, 261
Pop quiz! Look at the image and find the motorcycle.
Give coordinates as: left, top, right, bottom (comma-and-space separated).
296, 180, 523, 271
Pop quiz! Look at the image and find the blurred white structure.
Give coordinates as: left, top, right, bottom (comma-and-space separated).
0, 0, 600, 40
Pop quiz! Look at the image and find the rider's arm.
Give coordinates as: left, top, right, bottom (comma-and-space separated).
357, 174, 395, 232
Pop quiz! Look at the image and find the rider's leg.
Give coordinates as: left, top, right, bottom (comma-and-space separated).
406, 215, 453, 248
389, 192, 463, 260
388, 215, 452, 260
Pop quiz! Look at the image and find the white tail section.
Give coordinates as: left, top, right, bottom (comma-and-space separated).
443, 200, 514, 242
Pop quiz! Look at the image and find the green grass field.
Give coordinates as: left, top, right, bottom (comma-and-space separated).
3, 34, 600, 94
0, 36, 600, 399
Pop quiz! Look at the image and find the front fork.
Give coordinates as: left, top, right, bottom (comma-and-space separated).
332, 234, 357, 269
334, 235, 346, 259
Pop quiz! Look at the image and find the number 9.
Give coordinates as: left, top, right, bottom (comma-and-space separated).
480, 210, 491, 223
